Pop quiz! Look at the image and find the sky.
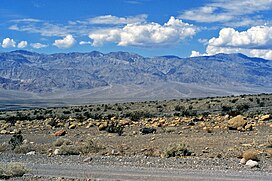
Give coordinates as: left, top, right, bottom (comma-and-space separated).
0, 0, 271, 59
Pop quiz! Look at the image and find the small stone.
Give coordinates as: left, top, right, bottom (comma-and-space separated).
54, 130, 66, 136
260, 115, 271, 121
83, 157, 92, 162
245, 124, 253, 131
245, 160, 258, 168
54, 149, 60, 155
26, 151, 36, 155
240, 158, 246, 164
69, 124, 76, 129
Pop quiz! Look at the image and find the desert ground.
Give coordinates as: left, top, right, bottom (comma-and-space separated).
0, 93, 272, 180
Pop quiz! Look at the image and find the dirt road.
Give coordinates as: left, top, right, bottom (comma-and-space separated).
26, 163, 272, 181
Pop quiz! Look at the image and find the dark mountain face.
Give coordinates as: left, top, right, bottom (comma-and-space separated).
0, 50, 271, 95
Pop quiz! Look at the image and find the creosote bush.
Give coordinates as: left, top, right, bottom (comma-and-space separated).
164, 143, 192, 158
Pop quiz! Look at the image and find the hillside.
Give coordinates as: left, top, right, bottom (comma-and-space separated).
0, 50, 272, 108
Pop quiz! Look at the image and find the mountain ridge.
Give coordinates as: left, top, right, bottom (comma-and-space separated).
0, 50, 272, 105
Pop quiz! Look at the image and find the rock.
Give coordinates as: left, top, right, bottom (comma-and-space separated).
54, 130, 66, 136
242, 150, 259, 161
260, 114, 271, 121
98, 122, 108, 131
245, 160, 258, 168
140, 128, 156, 134
86, 122, 94, 128
0, 130, 8, 134
245, 124, 253, 131
54, 149, 60, 155
83, 157, 92, 162
240, 158, 246, 164
228, 115, 247, 130
69, 123, 76, 129
26, 151, 36, 155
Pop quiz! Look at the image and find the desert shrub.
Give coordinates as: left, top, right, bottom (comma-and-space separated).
58, 145, 80, 155
267, 136, 272, 148
164, 143, 192, 158
222, 105, 232, 112
8, 132, 23, 150
174, 105, 184, 111
181, 109, 197, 117
53, 138, 73, 147
0, 162, 28, 179
63, 110, 71, 114
236, 104, 250, 112
105, 122, 123, 136
0, 143, 9, 152
78, 138, 102, 155
14, 144, 35, 154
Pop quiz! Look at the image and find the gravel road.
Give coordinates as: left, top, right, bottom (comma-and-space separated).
1, 153, 271, 180
27, 164, 272, 181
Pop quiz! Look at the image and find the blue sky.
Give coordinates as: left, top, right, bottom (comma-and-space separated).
0, 0, 271, 59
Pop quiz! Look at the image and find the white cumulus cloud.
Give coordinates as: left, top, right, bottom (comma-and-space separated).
88, 16, 197, 47
179, 0, 272, 26
53, 35, 76, 48
17, 41, 28, 48
30, 43, 48, 49
2, 38, 16, 48
191, 26, 272, 60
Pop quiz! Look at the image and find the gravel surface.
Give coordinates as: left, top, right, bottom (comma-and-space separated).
1, 153, 272, 180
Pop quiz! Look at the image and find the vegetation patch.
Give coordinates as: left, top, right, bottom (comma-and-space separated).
0, 162, 28, 179
164, 143, 192, 158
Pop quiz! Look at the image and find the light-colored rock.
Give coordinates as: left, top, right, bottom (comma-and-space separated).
83, 157, 92, 162
240, 158, 246, 164
260, 114, 271, 121
228, 115, 247, 130
245, 124, 253, 131
0, 130, 8, 134
69, 123, 76, 129
54, 148, 60, 155
26, 151, 36, 155
245, 160, 258, 168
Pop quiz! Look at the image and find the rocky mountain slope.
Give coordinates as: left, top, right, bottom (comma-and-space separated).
0, 50, 272, 103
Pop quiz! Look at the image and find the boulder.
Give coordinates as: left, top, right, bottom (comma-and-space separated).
228, 115, 247, 130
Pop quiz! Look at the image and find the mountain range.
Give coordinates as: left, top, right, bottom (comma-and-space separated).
0, 50, 272, 108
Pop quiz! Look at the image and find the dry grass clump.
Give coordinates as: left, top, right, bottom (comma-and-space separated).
58, 145, 80, 155
53, 138, 73, 147
56, 138, 102, 155
14, 143, 49, 154
0, 162, 28, 179
78, 138, 102, 155
164, 143, 192, 158
242, 150, 259, 161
